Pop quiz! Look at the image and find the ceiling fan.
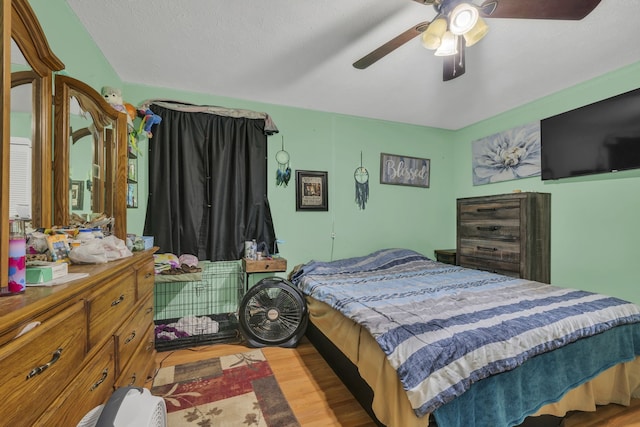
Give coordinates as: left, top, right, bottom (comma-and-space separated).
353, 0, 602, 81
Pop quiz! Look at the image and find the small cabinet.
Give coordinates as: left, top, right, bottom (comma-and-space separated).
456, 192, 550, 283
242, 257, 287, 291
434, 249, 457, 265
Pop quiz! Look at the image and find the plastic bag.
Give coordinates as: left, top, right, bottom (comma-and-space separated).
68, 236, 132, 264
68, 239, 108, 264
102, 235, 132, 261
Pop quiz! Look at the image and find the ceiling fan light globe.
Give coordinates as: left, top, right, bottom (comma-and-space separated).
463, 16, 489, 47
421, 18, 447, 50
449, 3, 479, 35
434, 31, 458, 56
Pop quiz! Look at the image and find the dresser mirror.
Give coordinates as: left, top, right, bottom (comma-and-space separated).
2, 0, 128, 288
9, 13, 61, 228
54, 74, 128, 238
68, 97, 97, 216
9, 68, 34, 220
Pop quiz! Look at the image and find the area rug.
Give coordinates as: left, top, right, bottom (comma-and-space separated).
151, 349, 300, 427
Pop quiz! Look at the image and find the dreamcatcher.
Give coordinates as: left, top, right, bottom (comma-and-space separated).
275, 136, 291, 187
354, 152, 369, 210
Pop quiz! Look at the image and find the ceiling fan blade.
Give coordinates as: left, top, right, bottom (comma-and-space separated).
353, 21, 430, 69
443, 37, 465, 81
480, 0, 602, 20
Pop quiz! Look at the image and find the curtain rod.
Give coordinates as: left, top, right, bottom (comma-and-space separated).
140, 99, 279, 135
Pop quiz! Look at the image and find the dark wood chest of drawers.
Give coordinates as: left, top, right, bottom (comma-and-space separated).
456, 192, 550, 283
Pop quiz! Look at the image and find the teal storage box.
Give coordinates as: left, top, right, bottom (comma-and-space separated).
26, 262, 68, 284
142, 236, 154, 250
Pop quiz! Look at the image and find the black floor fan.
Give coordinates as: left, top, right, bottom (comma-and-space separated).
239, 277, 308, 348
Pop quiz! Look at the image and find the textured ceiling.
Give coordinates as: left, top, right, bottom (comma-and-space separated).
66, 0, 640, 130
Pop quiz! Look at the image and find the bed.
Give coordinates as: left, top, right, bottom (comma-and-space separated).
290, 248, 640, 427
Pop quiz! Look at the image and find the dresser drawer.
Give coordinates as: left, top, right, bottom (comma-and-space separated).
136, 258, 155, 300
115, 325, 156, 388
35, 338, 116, 427
457, 193, 550, 283
458, 255, 520, 278
0, 301, 87, 427
87, 268, 137, 349
458, 200, 521, 221
115, 295, 154, 377
458, 238, 520, 263
458, 219, 520, 241
243, 257, 287, 273
434, 249, 457, 265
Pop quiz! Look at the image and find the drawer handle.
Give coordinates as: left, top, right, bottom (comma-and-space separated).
477, 246, 498, 252
124, 330, 137, 344
90, 369, 109, 391
476, 208, 496, 212
111, 294, 125, 306
145, 306, 153, 315
144, 272, 152, 279
477, 226, 500, 231
26, 348, 63, 380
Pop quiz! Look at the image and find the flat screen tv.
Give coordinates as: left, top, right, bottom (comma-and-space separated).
541, 87, 640, 180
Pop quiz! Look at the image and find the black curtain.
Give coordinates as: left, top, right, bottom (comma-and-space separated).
143, 104, 277, 261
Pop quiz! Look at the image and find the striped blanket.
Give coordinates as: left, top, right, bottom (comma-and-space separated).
292, 248, 640, 421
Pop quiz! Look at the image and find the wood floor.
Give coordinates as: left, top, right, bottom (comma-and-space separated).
151, 336, 377, 427
151, 337, 639, 427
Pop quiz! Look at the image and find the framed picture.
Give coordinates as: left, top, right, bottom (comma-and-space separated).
70, 180, 84, 210
380, 153, 430, 188
127, 183, 138, 208
127, 159, 137, 182
296, 170, 328, 211
471, 121, 541, 186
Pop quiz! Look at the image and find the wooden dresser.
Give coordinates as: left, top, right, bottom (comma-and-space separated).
456, 192, 550, 283
0, 249, 157, 426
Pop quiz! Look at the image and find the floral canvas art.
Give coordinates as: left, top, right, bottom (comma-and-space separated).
472, 121, 541, 185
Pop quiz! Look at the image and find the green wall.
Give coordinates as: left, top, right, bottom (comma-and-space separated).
451, 62, 640, 304
122, 85, 456, 270
31, 0, 122, 89
33, 1, 639, 304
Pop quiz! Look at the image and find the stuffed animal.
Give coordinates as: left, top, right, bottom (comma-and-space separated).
124, 103, 137, 124
101, 86, 133, 127
138, 108, 162, 138
101, 86, 125, 112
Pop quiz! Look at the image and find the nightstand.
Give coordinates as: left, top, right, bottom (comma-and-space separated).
434, 249, 456, 265
242, 257, 287, 291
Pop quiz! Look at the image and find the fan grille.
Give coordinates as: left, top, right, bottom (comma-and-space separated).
242, 286, 304, 343
239, 277, 308, 347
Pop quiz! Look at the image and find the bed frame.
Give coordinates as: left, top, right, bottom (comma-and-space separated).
304, 323, 563, 427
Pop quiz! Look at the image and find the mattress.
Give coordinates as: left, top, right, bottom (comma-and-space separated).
293, 248, 640, 427
307, 296, 640, 427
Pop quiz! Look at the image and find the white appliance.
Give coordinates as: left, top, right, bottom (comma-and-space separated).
77, 387, 166, 427
9, 136, 32, 219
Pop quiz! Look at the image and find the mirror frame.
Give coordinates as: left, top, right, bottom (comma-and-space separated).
11, 0, 64, 228
2, 0, 64, 287
11, 70, 40, 219
53, 74, 128, 239
2, 0, 130, 287
2, 0, 10, 287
